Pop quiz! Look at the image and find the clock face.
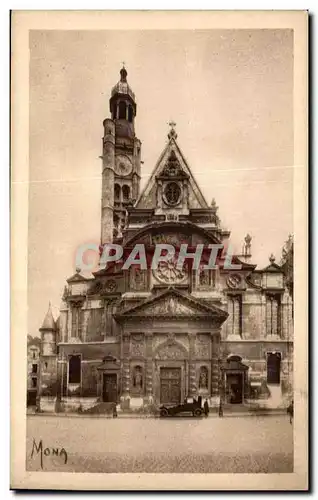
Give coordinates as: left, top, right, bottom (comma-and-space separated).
115, 155, 132, 177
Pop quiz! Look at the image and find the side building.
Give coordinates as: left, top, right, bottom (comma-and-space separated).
27, 335, 41, 407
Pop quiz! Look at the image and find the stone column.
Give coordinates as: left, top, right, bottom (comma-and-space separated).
144, 332, 154, 404
188, 333, 197, 397
266, 296, 272, 336
272, 299, 278, 336
233, 297, 240, 337
211, 334, 220, 398
121, 332, 130, 410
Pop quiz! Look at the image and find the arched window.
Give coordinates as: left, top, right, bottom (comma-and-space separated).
68, 355, 81, 384
122, 185, 130, 201
128, 105, 134, 123
114, 184, 121, 201
118, 101, 126, 120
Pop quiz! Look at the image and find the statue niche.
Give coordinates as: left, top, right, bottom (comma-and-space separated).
199, 366, 208, 390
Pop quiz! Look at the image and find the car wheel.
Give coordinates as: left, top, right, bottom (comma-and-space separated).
194, 408, 202, 417
160, 408, 168, 417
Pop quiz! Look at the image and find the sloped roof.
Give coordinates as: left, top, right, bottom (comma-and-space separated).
67, 270, 88, 283
40, 303, 56, 330
261, 255, 283, 273
135, 136, 209, 210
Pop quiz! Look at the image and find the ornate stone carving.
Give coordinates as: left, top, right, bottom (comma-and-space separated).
142, 297, 195, 316
151, 233, 189, 245
130, 268, 147, 291
105, 279, 117, 293
155, 341, 188, 360
199, 269, 210, 286
195, 335, 210, 359
227, 274, 242, 289
131, 334, 145, 357
153, 255, 187, 285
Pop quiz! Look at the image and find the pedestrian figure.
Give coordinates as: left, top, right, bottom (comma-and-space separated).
218, 399, 223, 418
287, 400, 293, 424
203, 398, 209, 417
113, 403, 118, 418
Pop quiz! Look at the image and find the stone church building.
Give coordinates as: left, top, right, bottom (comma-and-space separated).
38, 67, 293, 412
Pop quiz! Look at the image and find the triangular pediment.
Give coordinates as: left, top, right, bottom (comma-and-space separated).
135, 137, 209, 210
116, 288, 228, 321
67, 271, 88, 283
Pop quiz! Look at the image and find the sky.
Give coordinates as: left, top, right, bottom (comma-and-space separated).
28, 29, 294, 334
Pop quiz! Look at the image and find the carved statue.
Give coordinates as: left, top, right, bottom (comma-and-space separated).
199, 368, 208, 389
199, 269, 210, 286
133, 366, 143, 389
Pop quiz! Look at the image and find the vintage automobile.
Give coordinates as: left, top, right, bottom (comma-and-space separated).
159, 397, 203, 417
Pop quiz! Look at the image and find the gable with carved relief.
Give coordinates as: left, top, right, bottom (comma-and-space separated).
138, 296, 197, 317
135, 139, 209, 212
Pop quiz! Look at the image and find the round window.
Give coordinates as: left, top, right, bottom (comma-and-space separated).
163, 182, 181, 206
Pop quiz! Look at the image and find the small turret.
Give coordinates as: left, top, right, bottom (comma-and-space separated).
39, 303, 57, 356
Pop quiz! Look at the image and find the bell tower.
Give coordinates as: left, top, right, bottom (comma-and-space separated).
101, 66, 141, 245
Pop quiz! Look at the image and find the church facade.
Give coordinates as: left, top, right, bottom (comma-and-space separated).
38, 67, 293, 412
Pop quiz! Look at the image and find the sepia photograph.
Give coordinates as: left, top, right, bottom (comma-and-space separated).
11, 10, 308, 491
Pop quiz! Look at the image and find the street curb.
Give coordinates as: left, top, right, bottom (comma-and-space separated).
27, 410, 287, 419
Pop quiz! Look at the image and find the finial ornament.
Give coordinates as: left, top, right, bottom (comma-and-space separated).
269, 254, 275, 264
120, 65, 127, 82
245, 233, 252, 245
242, 233, 252, 256
168, 120, 178, 140
76, 266, 81, 274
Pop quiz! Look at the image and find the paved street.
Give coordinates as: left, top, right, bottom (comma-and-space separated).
26, 415, 293, 473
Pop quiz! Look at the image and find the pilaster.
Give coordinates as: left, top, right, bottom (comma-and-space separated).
121, 332, 130, 409
211, 333, 220, 396
188, 332, 197, 397
145, 332, 154, 403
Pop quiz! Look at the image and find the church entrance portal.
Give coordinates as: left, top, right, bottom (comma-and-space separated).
160, 367, 181, 405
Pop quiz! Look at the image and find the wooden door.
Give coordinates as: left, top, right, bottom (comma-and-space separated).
102, 373, 117, 403
160, 367, 181, 405
226, 373, 243, 404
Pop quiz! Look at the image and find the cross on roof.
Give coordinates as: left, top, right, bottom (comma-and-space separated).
167, 120, 178, 140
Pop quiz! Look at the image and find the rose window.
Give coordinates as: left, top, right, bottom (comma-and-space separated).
163, 182, 181, 206
153, 255, 186, 284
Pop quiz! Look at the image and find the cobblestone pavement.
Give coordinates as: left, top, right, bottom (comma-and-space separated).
26, 415, 293, 473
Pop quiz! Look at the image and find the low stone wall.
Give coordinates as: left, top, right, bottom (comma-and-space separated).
40, 396, 99, 413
